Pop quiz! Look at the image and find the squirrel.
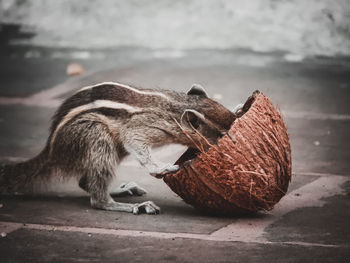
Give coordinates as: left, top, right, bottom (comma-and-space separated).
0, 82, 240, 214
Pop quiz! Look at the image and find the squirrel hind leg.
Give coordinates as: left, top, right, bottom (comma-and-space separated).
84, 169, 159, 215
53, 116, 160, 214
80, 163, 160, 215
110, 181, 147, 197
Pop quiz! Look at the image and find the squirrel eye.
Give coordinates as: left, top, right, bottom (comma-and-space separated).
190, 119, 200, 129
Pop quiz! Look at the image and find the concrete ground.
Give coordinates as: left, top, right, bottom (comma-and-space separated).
0, 30, 350, 262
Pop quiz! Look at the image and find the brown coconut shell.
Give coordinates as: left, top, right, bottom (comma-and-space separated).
163, 91, 292, 214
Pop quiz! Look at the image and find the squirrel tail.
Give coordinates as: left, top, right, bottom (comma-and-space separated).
0, 147, 50, 194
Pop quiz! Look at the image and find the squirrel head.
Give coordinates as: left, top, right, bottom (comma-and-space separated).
180, 84, 236, 150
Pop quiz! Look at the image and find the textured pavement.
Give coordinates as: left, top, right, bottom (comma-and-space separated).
0, 43, 349, 262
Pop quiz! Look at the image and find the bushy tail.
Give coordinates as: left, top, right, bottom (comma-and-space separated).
0, 147, 49, 194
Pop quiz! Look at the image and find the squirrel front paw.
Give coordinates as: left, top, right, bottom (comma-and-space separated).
149, 163, 180, 178
110, 181, 147, 197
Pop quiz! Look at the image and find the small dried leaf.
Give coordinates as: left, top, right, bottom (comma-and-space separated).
66, 63, 85, 76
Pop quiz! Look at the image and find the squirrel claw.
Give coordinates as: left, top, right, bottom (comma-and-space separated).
132, 201, 160, 215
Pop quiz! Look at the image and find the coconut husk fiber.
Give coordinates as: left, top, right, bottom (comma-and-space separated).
163, 91, 292, 214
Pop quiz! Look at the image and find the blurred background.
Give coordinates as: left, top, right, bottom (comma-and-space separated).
1, 0, 350, 56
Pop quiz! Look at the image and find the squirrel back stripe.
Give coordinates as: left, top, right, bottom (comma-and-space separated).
50, 83, 175, 135
49, 100, 142, 152
77, 82, 170, 100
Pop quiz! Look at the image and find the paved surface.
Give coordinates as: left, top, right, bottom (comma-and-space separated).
0, 37, 350, 261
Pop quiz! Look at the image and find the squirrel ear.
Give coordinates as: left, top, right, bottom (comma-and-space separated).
187, 84, 209, 97
181, 109, 205, 130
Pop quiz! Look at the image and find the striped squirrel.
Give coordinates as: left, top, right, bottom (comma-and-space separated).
0, 82, 239, 214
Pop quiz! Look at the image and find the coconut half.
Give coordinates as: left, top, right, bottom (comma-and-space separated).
162, 91, 292, 214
